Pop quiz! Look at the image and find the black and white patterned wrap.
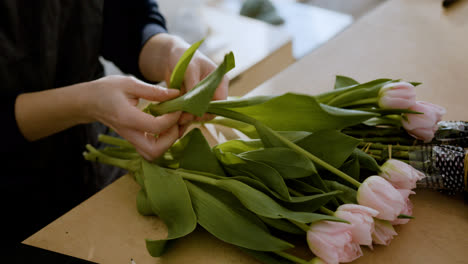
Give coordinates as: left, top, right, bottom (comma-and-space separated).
411, 145, 467, 195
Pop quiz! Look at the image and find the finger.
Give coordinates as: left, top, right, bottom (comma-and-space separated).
213, 76, 229, 101
128, 79, 180, 102
116, 125, 179, 161
179, 112, 195, 125
113, 127, 153, 161
182, 67, 200, 94
196, 113, 216, 122
179, 123, 190, 138
121, 107, 181, 135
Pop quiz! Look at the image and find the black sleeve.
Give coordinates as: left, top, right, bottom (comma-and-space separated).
101, 0, 167, 81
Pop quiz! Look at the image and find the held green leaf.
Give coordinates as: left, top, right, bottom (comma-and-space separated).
142, 161, 197, 257
147, 52, 235, 117
185, 181, 294, 251
169, 38, 205, 89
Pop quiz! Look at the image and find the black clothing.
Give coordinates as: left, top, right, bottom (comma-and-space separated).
1, 0, 167, 243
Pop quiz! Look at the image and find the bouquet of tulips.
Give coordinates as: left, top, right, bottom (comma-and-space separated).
84, 40, 454, 264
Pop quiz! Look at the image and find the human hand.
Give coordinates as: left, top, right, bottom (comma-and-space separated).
84, 75, 182, 161
139, 34, 229, 135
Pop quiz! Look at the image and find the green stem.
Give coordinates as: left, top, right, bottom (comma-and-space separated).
83, 144, 139, 172
343, 128, 405, 137
274, 251, 311, 264
358, 142, 412, 151
339, 97, 378, 108
319, 207, 335, 216
170, 169, 218, 186
98, 134, 135, 149
208, 106, 361, 188
362, 137, 416, 145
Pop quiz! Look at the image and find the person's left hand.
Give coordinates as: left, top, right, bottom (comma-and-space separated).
139, 33, 229, 136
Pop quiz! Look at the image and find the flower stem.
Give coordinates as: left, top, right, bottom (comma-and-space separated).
274, 251, 311, 264
83, 144, 139, 172
98, 134, 135, 149
170, 169, 218, 186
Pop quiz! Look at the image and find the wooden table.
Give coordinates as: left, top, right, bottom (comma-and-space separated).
24, 0, 468, 263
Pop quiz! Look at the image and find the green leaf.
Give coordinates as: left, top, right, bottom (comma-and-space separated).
169, 38, 205, 89
142, 161, 197, 257
325, 180, 358, 204
238, 147, 317, 179
147, 52, 235, 117
136, 188, 154, 216
353, 148, 381, 172
339, 157, 360, 181
185, 181, 293, 251
214, 93, 377, 132
258, 216, 304, 235
177, 128, 226, 176
212, 177, 343, 224
334, 75, 359, 89
295, 130, 361, 168
315, 78, 395, 104
287, 179, 324, 194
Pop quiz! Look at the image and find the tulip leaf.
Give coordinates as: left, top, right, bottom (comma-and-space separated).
238, 147, 317, 179
211, 177, 343, 224
339, 157, 360, 181
216, 93, 378, 132
147, 52, 235, 117
353, 148, 381, 173
258, 216, 304, 235
295, 130, 361, 169
325, 180, 358, 204
177, 128, 226, 176
214, 146, 291, 199
185, 181, 294, 251
334, 75, 359, 89
286, 179, 324, 194
169, 38, 205, 89
136, 188, 154, 216
142, 161, 197, 257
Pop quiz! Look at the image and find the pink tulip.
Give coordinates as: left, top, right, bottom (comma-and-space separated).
391, 189, 415, 225
372, 219, 398, 246
379, 159, 426, 189
378, 82, 417, 109
357, 176, 406, 221
307, 221, 363, 264
334, 204, 379, 246
402, 101, 446, 143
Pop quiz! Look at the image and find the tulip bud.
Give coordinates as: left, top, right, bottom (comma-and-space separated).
372, 219, 398, 246
379, 159, 426, 189
357, 176, 406, 221
391, 189, 415, 225
378, 82, 416, 109
335, 204, 379, 246
307, 221, 363, 264
402, 101, 446, 143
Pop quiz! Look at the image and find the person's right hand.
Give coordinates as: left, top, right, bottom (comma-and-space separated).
83, 75, 181, 161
